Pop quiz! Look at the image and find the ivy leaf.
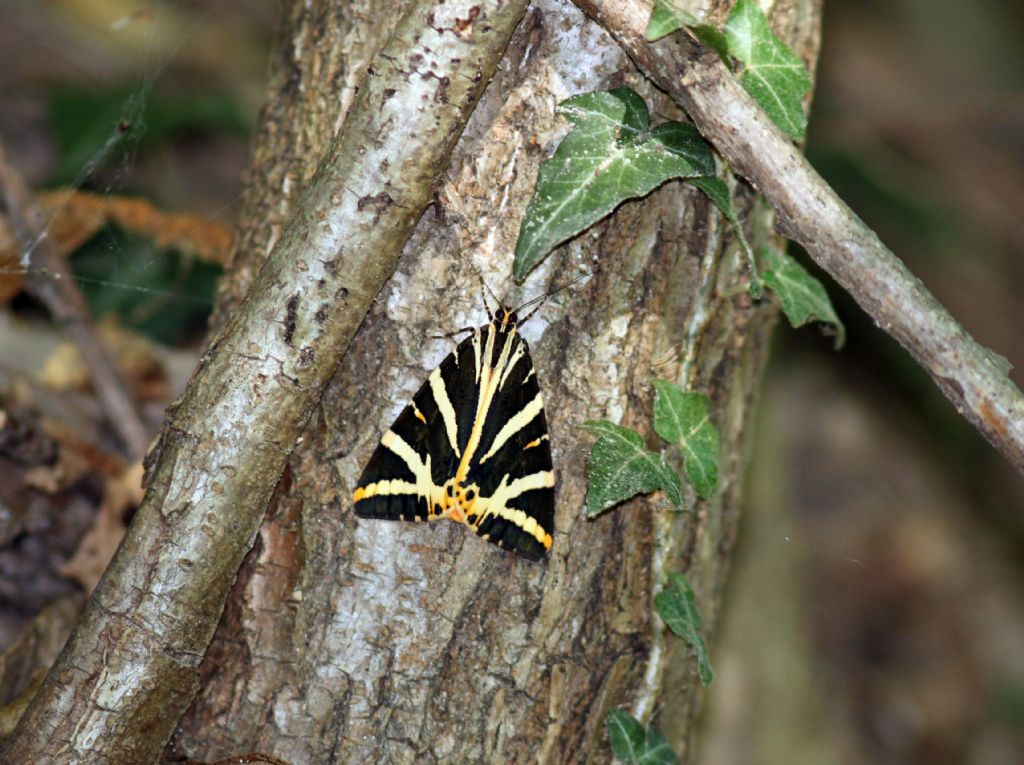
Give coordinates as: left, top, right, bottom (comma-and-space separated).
652, 381, 719, 501
606, 709, 677, 765
514, 88, 715, 281
645, 0, 699, 39
645, 1, 729, 59
654, 573, 714, 687
688, 175, 761, 297
724, 0, 812, 140
761, 246, 846, 348
582, 420, 683, 517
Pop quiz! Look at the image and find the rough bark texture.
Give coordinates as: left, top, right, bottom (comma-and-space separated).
169, 1, 820, 763
1, 1, 528, 762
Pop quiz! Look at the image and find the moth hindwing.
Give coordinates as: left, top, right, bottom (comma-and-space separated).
353, 305, 555, 560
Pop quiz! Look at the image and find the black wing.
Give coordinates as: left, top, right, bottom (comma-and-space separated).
353, 331, 477, 522
465, 327, 554, 560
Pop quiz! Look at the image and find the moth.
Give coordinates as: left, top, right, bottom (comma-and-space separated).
353, 296, 555, 560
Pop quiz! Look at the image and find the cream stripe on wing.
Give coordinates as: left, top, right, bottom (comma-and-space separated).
478, 392, 545, 464
476, 471, 555, 513
497, 340, 526, 391
498, 470, 555, 499
474, 470, 555, 543
472, 326, 483, 383
456, 323, 500, 473
354, 478, 419, 499
428, 368, 461, 457
381, 429, 435, 498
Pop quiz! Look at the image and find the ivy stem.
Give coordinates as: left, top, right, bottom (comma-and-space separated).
634, 186, 725, 723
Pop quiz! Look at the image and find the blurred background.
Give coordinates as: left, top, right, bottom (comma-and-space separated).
0, 2, 1021, 763
701, 2, 1024, 764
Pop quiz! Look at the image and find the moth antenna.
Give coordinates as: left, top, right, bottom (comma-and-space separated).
480, 273, 501, 315
479, 282, 490, 315
514, 269, 592, 324
459, 253, 502, 315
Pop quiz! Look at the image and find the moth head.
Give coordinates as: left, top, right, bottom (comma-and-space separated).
493, 305, 519, 331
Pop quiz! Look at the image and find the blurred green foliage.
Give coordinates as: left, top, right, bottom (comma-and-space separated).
47, 82, 250, 187
69, 227, 220, 345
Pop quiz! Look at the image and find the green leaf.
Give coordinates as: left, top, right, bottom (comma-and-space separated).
654, 573, 714, 687
724, 0, 812, 140
70, 228, 220, 345
761, 246, 846, 348
688, 175, 762, 297
686, 175, 730, 218
514, 88, 715, 281
645, 1, 729, 58
582, 420, 683, 516
652, 381, 719, 500
645, 0, 699, 40
606, 709, 677, 765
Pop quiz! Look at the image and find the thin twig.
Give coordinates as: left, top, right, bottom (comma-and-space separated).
0, 143, 151, 458
574, 0, 1024, 474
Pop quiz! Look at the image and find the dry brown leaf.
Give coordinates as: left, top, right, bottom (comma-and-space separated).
0, 242, 20, 303
37, 417, 127, 483
0, 188, 232, 303
40, 189, 232, 265
0, 406, 61, 545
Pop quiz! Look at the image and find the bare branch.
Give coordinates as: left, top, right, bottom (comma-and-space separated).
573, 0, 1024, 474
0, 144, 151, 458
0, 1, 529, 762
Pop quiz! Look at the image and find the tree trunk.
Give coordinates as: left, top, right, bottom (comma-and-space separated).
165, 1, 820, 763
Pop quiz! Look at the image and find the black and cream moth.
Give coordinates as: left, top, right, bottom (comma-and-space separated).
353, 304, 554, 560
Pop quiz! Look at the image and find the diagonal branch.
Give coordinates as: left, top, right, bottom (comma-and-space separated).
0, 144, 151, 458
574, 0, 1024, 474
0, 1, 528, 762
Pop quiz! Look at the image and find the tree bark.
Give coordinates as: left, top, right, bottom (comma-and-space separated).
1, 0, 529, 762
165, 1, 821, 763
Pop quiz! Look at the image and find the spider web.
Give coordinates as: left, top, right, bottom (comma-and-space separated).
0, 0, 266, 345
